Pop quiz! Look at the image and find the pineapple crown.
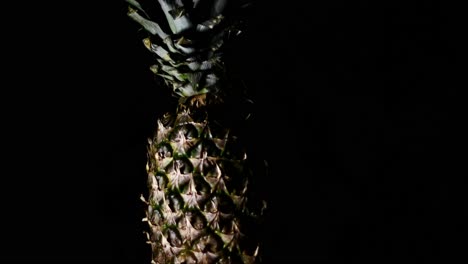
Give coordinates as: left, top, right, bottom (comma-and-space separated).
127, 0, 251, 99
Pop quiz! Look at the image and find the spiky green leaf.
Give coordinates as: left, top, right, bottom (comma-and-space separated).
160, 65, 186, 82
196, 15, 224, 32
211, 0, 228, 16
126, 0, 148, 16
128, 9, 169, 39
158, 0, 193, 34
144, 38, 173, 62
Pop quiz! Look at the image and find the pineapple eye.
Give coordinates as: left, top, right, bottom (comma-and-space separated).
193, 174, 210, 194
175, 158, 193, 174
151, 208, 164, 226
157, 144, 172, 159
168, 193, 183, 212
189, 211, 206, 230
205, 197, 218, 213
185, 126, 197, 139
171, 124, 198, 141
203, 160, 221, 178
166, 228, 182, 247
216, 193, 234, 214
219, 215, 234, 234
199, 233, 222, 253
155, 173, 167, 190
203, 140, 221, 157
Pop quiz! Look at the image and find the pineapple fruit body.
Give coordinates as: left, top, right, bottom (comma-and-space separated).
145, 98, 261, 263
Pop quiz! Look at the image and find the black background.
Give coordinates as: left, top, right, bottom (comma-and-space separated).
1, 0, 463, 263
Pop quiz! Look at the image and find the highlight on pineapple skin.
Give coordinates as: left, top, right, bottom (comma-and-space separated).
127, 0, 266, 263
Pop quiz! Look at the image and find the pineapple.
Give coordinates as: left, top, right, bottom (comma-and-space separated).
127, 0, 266, 263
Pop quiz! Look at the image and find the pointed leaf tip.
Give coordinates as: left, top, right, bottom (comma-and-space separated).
128, 11, 169, 39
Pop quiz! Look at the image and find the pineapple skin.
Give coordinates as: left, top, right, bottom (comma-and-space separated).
144, 96, 262, 263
